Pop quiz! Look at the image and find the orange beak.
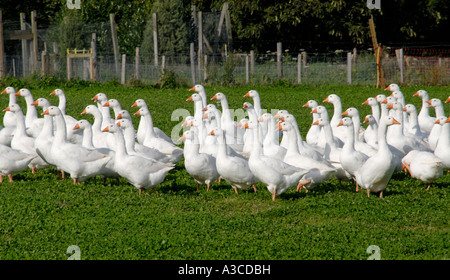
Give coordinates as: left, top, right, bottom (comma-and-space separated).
134, 110, 141, 116
189, 86, 196, 91
81, 109, 87, 115
387, 104, 394, 109
15, 91, 21, 96
342, 110, 349, 116
312, 120, 319, 125
103, 101, 110, 107
116, 121, 121, 127
1, 89, 6, 94
392, 118, 400, 125
311, 108, 318, 114
73, 123, 80, 130
363, 117, 369, 123
402, 106, 407, 111
445, 97, 450, 103
50, 91, 56, 95
186, 96, 193, 102
243, 103, 248, 108
273, 112, 280, 118
236, 122, 242, 127
279, 117, 285, 122
243, 123, 249, 129
116, 113, 122, 120
258, 116, 264, 122
202, 113, 208, 119
445, 116, 450, 123
337, 120, 344, 127
202, 107, 208, 111
381, 99, 388, 104
31, 100, 39, 106
92, 95, 98, 102
3, 106, 10, 112
102, 126, 109, 132
302, 102, 309, 108
210, 95, 217, 101
434, 119, 440, 124
323, 97, 329, 103
384, 85, 391, 91
42, 109, 49, 115
243, 92, 250, 98
131, 102, 138, 107
362, 100, 369, 105
413, 91, 419, 97
208, 130, 215, 136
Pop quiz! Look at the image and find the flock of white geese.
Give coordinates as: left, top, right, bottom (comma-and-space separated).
0, 84, 448, 200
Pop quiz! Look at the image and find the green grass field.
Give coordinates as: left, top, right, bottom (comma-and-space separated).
0, 82, 448, 260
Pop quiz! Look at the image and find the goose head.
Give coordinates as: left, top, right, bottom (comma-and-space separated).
103, 98, 120, 108
182, 116, 194, 127
380, 116, 401, 126
426, 98, 443, 108
311, 105, 327, 115
116, 110, 132, 121
337, 117, 353, 127
434, 116, 449, 125
257, 113, 273, 123
189, 84, 205, 93
211, 92, 225, 101
15, 88, 32, 97
42, 106, 62, 116
3, 104, 22, 114
312, 117, 330, 127
179, 129, 199, 143
413, 90, 428, 98
131, 98, 147, 108
323, 93, 341, 104
81, 104, 99, 116
342, 107, 359, 117
242, 101, 254, 110
208, 128, 225, 136
73, 119, 91, 131
116, 118, 133, 129
375, 94, 387, 103
133, 107, 148, 117
386, 101, 403, 112
303, 100, 318, 109
50, 89, 64, 97
384, 83, 400, 92
102, 123, 120, 133
236, 118, 248, 129
202, 104, 217, 112
363, 115, 376, 125
186, 93, 202, 102
273, 109, 289, 119
403, 104, 417, 114
1, 86, 16, 95
92, 93, 108, 105
381, 95, 397, 105
362, 97, 377, 106
243, 90, 259, 98
31, 98, 51, 110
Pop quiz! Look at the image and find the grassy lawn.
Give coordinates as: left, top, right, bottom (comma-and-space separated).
0, 82, 448, 260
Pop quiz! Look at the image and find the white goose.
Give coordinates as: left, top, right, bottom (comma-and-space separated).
81, 105, 116, 149
354, 116, 401, 198
362, 97, 380, 124
115, 118, 174, 164
1, 86, 17, 128
49, 89, 82, 144
102, 123, 174, 195
403, 104, 428, 140
0, 144, 36, 183
337, 117, 369, 191
311, 105, 344, 149
189, 84, 208, 108
134, 107, 183, 163
342, 107, 377, 157
362, 115, 378, 149
4, 104, 48, 173
72, 119, 120, 183
208, 128, 258, 195
402, 150, 443, 190
92, 93, 114, 129
323, 93, 347, 142
43, 106, 111, 184
243, 90, 263, 119
413, 90, 436, 133
426, 98, 446, 150
179, 129, 219, 192
302, 99, 321, 146
131, 98, 173, 144
30, 98, 57, 167
258, 113, 286, 161
15, 88, 44, 138
246, 121, 309, 200
278, 122, 336, 192
102, 98, 122, 119
433, 116, 450, 169
211, 92, 245, 150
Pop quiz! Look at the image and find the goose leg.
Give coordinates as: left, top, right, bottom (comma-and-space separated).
252, 185, 257, 192
8, 174, 13, 182
272, 190, 277, 201
206, 183, 210, 192
0, 175, 3, 183
139, 188, 142, 196
233, 186, 239, 195
367, 189, 370, 197
32, 166, 36, 174
196, 183, 200, 191
297, 179, 311, 192
379, 191, 383, 198
355, 182, 359, 192
426, 184, 431, 191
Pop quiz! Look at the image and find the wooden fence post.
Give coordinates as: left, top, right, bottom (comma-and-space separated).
110, 13, 120, 77
395, 48, 404, 84
153, 13, 159, 68
41, 42, 49, 76
277, 42, 282, 79
135, 46, 140, 80
245, 54, 249, 84
190, 42, 196, 85
67, 54, 72, 80
347, 52, 352, 84
20, 13, 28, 77
197, 11, 203, 81
31, 11, 38, 73
121, 54, 126, 84
250, 50, 255, 75
90, 33, 98, 81
297, 53, 302, 84
302, 51, 307, 77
